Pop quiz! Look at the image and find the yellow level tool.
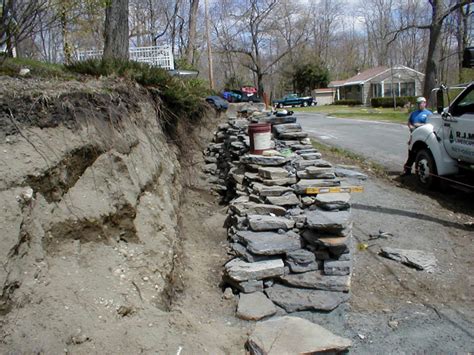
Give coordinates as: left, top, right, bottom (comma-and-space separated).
305, 186, 364, 194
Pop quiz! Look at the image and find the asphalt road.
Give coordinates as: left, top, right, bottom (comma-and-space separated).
296, 112, 409, 173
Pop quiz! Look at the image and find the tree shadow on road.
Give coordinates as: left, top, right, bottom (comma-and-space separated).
352, 203, 472, 231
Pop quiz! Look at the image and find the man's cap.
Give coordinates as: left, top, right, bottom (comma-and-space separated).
416, 97, 427, 103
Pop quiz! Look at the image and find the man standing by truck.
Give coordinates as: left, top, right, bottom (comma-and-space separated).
401, 97, 432, 176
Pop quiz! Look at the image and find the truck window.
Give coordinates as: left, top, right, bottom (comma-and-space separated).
451, 87, 474, 117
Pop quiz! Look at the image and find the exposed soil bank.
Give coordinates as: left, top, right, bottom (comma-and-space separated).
0, 77, 250, 353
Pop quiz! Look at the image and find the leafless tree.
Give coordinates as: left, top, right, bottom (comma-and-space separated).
388, 0, 472, 98
1, 0, 52, 56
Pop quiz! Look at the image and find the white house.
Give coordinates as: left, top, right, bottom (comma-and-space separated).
328, 65, 425, 105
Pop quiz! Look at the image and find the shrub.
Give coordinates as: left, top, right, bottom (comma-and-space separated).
0, 57, 71, 78
371, 96, 416, 108
66, 59, 210, 121
334, 99, 362, 106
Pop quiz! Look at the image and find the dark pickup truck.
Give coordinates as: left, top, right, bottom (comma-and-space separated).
273, 94, 315, 108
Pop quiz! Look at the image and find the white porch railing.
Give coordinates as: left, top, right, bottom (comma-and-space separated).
76, 45, 175, 70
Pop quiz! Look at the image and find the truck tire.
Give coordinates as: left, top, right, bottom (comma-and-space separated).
301, 101, 308, 107
415, 148, 438, 189
277, 103, 283, 108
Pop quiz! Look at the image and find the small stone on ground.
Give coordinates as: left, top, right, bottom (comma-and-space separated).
236, 292, 276, 321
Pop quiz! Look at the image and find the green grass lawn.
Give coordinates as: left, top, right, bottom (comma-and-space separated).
293, 105, 409, 123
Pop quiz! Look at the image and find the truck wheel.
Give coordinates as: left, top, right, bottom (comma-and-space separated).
415, 149, 438, 189
277, 103, 283, 108
302, 101, 308, 107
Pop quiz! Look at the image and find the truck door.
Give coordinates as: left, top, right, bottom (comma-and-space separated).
443, 85, 474, 163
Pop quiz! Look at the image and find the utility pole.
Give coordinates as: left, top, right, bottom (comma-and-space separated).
204, 0, 214, 90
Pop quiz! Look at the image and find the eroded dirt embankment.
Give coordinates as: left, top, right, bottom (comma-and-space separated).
0, 77, 237, 353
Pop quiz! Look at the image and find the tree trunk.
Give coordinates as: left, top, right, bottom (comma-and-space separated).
457, 2, 470, 82
423, 0, 443, 100
103, 0, 129, 60
60, 0, 72, 64
257, 72, 264, 98
185, 0, 199, 65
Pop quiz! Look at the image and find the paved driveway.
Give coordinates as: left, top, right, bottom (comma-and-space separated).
296, 112, 409, 173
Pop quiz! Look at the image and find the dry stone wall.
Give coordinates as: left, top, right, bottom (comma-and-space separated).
204, 105, 356, 317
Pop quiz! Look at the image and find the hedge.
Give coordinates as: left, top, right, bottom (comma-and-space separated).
334, 99, 362, 106
371, 96, 417, 108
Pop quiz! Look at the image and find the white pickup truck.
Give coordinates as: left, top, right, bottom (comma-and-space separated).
409, 47, 474, 188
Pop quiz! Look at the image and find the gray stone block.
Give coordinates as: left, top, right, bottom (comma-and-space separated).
264, 284, 349, 312
236, 292, 277, 320
279, 270, 351, 292
248, 215, 295, 231
225, 258, 285, 282
246, 316, 352, 354
324, 260, 351, 276
236, 230, 302, 255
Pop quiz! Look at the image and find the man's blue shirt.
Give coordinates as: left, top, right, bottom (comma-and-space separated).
409, 109, 432, 125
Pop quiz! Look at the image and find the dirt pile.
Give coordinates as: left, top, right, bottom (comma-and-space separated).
0, 76, 226, 352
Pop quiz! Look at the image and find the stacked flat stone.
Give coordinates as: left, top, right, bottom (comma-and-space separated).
203, 106, 355, 318
204, 117, 252, 201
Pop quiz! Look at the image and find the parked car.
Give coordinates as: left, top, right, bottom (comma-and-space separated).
273, 94, 315, 108
206, 96, 229, 111
227, 90, 262, 103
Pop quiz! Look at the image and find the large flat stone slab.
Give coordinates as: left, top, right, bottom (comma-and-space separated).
241, 155, 289, 166
315, 192, 351, 210
262, 176, 297, 186
246, 316, 352, 354
225, 258, 284, 282
297, 167, 335, 179
305, 209, 352, 232
291, 144, 314, 151
293, 179, 341, 194
258, 166, 289, 180
273, 123, 302, 135
279, 131, 309, 140
300, 152, 322, 160
280, 270, 351, 292
302, 226, 352, 241
248, 215, 295, 231
230, 202, 287, 216
335, 166, 368, 180
293, 159, 332, 170
236, 292, 277, 321
380, 247, 437, 272
265, 284, 349, 312
296, 148, 319, 155
251, 183, 293, 197
265, 193, 300, 207
236, 230, 302, 255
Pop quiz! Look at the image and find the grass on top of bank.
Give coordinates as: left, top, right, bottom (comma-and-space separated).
293, 105, 408, 123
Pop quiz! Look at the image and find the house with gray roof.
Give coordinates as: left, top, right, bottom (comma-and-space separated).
328, 66, 425, 105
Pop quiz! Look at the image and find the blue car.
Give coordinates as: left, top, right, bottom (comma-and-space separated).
206, 96, 229, 111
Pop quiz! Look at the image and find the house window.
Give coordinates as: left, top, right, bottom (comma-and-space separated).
400, 82, 415, 96
372, 84, 382, 97
384, 83, 394, 97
